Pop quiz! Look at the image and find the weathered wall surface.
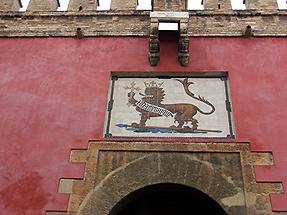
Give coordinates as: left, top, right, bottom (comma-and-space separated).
205, 0, 232, 10
246, 0, 278, 10
153, 0, 187, 11
1, 0, 287, 214
27, 0, 59, 11
110, 0, 137, 11
1, 11, 287, 37
68, 0, 98, 11
0, 37, 287, 214
0, 0, 21, 11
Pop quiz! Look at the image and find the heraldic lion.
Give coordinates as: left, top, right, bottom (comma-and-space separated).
127, 78, 215, 131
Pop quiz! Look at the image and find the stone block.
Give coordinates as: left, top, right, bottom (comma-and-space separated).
58, 179, 75, 194
246, 0, 278, 10
205, 0, 232, 11
27, 0, 59, 11
153, 0, 187, 11
150, 11, 189, 20
0, 0, 21, 11
68, 0, 98, 11
110, 0, 137, 10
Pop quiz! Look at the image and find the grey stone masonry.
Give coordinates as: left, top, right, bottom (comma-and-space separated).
0, 0, 21, 11
27, 0, 59, 11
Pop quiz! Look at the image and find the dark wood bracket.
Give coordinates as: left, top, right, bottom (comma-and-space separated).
149, 12, 190, 66
149, 19, 160, 66
178, 19, 190, 66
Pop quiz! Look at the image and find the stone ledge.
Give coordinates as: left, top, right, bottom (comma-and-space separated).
150, 11, 189, 19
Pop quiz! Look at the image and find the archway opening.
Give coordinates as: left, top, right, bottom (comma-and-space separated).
109, 183, 228, 215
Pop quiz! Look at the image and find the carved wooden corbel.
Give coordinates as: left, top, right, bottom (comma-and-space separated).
149, 12, 189, 66
178, 19, 189, 66
149, 19, 160, 66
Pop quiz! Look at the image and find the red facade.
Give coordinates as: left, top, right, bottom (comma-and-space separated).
0, 37, 287, 214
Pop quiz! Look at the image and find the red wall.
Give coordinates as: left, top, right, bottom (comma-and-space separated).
0, 37, 287, 214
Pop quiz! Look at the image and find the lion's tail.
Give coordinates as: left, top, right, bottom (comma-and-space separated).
176, 78, 215, 115
195, 96, 215, 115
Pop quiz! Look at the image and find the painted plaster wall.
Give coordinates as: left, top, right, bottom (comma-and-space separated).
0, 37, 287, 214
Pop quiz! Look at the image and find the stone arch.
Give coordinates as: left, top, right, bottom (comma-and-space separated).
78, 152, 246, 215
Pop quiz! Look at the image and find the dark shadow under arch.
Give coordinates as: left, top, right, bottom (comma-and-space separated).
109, 183, 228, 215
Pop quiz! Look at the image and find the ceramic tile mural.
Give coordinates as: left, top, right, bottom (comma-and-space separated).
105, 76, 234, 138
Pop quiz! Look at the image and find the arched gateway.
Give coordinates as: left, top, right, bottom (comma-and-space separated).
109, 183, 228, 215
48, 142, 281, 215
